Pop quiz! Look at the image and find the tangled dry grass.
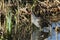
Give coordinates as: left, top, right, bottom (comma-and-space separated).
0, 0, 60, 40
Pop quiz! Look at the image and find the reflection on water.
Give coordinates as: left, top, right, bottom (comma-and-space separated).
32, 21, 60, 40
48, 21, 60, 40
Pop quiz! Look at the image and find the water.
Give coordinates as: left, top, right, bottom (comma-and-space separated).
48, 21, 60, 40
